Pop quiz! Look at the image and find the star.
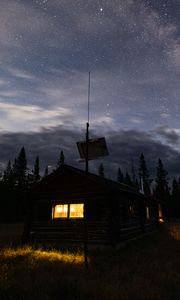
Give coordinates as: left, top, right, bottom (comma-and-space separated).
100, 8, 103, 12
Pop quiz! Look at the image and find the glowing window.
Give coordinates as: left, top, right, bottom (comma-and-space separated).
53, 204, 68, 218
146, 207, 150, 220
158, 204, 164, 223
129, 205, 134, 217
69, 204, 84, 218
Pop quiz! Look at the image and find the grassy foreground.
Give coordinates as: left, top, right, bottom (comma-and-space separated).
0, 222, 180, 300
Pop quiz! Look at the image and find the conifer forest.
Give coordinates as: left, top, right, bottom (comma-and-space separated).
0, 147, 179, 222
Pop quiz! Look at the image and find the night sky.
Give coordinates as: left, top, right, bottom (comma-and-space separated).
1, 0, 180, 179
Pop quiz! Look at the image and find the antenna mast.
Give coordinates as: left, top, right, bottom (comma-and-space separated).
88, 71, 90, 124
84, 72, 91, 269
86, 72, 90, 174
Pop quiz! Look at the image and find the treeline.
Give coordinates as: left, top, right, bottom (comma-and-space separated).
0, 148, 179, 221
98, 153, 180, 218
0, 147, 65, 222
1, 147, 65, 186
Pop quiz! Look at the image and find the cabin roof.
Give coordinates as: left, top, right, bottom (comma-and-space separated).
30, 164, 147, 198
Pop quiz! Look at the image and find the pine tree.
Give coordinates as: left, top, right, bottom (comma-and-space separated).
117, 167, 124, 183
32, 156, 40, 182
57, 150, 65, 169
131, 158, 136, 184
154, 158, 169, 204
44, 166, 49, 177
124, 172, 133, 186
98, 163, 105, 177
15, 147, 27, 187
138, 153, 150, 194
3, 160, 14, 184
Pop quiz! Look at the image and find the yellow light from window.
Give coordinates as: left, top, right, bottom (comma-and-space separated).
70, 204, 84, 218
53, 204, 68, 218
56, 206, 62, 213
146, 207, 150, 220
159, 218, 164, 223
158, 204, 164, 223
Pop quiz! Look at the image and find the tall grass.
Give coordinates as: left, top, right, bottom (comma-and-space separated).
0, 222, 180, 300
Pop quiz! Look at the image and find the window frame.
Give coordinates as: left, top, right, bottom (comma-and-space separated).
52, 204, 69, 219
69, 203, 84, 219
52, 203, 84, 219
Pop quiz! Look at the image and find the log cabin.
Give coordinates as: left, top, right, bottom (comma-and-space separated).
23, 164, 163, 248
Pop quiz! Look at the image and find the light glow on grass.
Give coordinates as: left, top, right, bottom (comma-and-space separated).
33, 249, 84, 264
0, 223, 180, 300
1, 247, 84, 264
2, 247, 32, 258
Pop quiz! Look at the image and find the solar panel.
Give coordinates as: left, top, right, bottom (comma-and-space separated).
77, 137, 109, 160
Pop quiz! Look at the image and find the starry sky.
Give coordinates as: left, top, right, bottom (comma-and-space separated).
0, 0, 180, 179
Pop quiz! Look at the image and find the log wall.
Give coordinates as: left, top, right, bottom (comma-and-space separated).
24, 167, 160, 248
29, 220, 110, 247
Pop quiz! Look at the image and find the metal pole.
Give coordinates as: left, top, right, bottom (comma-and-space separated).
85, 71, 90, 175
87, 71, 90, 124
84, 72, 90, 269
84, 122, 89, 269
85, 122, 89, 175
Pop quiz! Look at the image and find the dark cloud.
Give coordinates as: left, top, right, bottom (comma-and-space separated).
155, 126, 180, 145
0, 127, 180, 180
0, 127, 82, 171
101, 129, 180, 180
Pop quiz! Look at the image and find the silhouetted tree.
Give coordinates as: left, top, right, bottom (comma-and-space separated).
131, 158, 136, 184
57, 150, 65, 169
138, 153, 150, 194
1, 156, 26, 221
124, 172, 133, 186
43, 166, 49, 177
98, 163, 105, 177
3, 160, 14, 185
32, 156, 40, 182
117, 167, 124, 183
15, 147, 27, 187
154, 159, 169, 215
12, 158, 17, 184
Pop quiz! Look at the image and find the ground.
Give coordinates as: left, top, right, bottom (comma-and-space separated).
0, 221, 179, 300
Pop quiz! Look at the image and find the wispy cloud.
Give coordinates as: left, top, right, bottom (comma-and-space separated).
0, 102, 71, 132
7, 68, 39, 81
155, 126, 180, 145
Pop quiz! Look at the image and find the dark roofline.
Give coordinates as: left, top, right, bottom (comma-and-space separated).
30, 164, 147, 198
63, 164, 141, 195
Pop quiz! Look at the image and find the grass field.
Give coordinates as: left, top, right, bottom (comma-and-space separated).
0, 222, 180, 300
